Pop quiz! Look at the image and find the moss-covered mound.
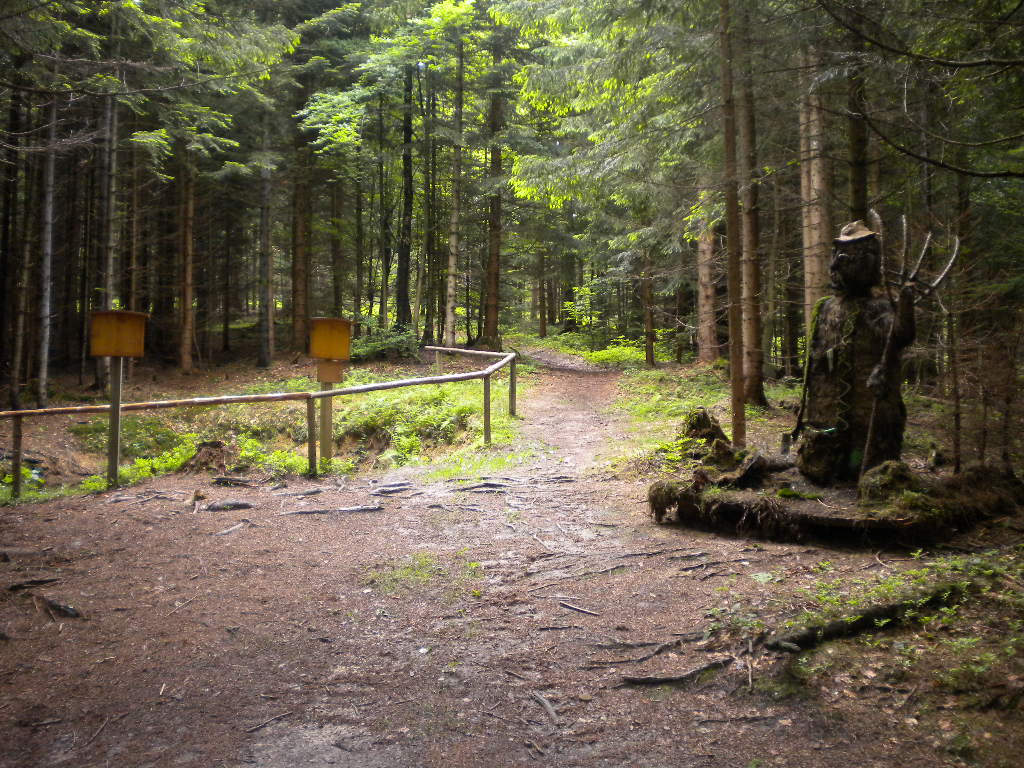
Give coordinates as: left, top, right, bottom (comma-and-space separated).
649, 463, 1023, 546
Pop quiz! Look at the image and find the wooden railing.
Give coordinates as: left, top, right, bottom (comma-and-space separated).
0, 346, 517, 499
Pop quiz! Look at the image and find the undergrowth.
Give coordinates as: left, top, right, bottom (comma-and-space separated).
506, 331, 681, 367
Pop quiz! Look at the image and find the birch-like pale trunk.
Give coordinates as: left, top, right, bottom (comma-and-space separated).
696, 227, 719, 363
444, 39, 465, 347
36, 98, 57, 407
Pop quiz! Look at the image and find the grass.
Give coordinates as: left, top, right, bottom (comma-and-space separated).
367, 552, 442, 594
366, 549, 485, 598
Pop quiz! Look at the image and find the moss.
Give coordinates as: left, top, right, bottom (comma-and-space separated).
857, 460, 923, 503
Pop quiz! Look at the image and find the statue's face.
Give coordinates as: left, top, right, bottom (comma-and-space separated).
830, 237, 881, 296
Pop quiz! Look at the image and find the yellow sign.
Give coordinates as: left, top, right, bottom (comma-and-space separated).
90, 311, 148, 358
309, 317, 352, 361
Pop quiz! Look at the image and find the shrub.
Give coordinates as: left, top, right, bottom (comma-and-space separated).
351, 329, 419, 361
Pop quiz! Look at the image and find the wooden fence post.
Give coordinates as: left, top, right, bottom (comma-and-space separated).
483, 375, 491, 445
509, 355, 517, 417
320, 382, 333, 467
434, 350, 441, 373
11, 415, 23, 499
306, 398, 318, 477
107, 357, 123, 489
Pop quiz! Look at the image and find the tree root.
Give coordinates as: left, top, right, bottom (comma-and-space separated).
764, 582, 967, 653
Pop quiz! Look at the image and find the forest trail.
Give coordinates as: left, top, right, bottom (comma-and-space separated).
0, 363, 967, 768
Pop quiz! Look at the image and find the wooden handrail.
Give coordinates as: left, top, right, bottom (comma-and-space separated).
2, 346, 518, 498
0, 390, 312, 419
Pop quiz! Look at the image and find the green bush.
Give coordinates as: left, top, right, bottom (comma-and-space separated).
351, 329, 419, 361
336, 382, 476, 465
69, 415, 181, 460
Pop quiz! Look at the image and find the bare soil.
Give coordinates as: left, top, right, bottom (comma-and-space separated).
1, 361, 1019, 767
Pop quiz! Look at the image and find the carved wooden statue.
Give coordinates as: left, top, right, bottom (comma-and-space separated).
793, 221, 915, 483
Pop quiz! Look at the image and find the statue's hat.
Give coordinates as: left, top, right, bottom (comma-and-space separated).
834, 220, 877, 243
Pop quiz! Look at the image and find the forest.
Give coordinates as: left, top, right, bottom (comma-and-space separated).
3, 3, 1024, 766
1, 0, 1022, 457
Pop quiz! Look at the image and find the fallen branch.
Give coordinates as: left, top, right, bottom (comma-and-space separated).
244, 710, 292, 733
276, 505, 383, 516
165, 594, 198, 616
7, 577, 61, 592
205, 500, 254, 511
213, 521, 249, 536
531, 692, 559, 723
679, 558, 749, 572
462, 481, 511, 492
621, 657, 733, 687
370, 484, 414, 496
559, 601, 599, 616
618, 548, 689, 558
213, 477, 254, 487
586, 639, 683, 668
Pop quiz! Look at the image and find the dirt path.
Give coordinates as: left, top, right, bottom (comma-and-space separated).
0, 365, 958, 767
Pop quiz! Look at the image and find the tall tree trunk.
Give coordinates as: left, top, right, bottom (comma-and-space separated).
641, 248, 655, 366
847, 33, 869, 220
481, 56, 504, 350
1, 89, 22, 375
96, 94, 119, 390
354, 174, 365, 338
444, 39, 465, 347
446, 39, 466, 346
719, 0, 746, 448
537, 250, 547, 338
696, 226, 719, 362
9, 135, 35, 410
395, 64, 414, 330
737, 25, 767, 406
256, 160, 274, 368
376, 94, 392, 330
36, 98, 57, 406
129, 148, 141, 313
420, 68, 437, 345
800, 47, 832, 333
222, 211, 233, 352
291, 148, 311, 350
950, 160, 971, 472
178, 154, 195, 373
762, 180, 781, 374
331, 178, 345, 316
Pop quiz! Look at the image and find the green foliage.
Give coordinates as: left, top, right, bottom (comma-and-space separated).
69, 415, 182, 460
245, 376, 319, 395
77, 435, 200, 492
350, 329, 420, 362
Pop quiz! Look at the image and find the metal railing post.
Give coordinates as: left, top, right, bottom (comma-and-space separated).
306, 398, 318, 476
11, 415, 23, 499
107, 357, 123, 489
509, 355, 517, 417
483, 374, 492, 445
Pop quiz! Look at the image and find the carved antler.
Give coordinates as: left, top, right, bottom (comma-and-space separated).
872, 211, 959, 304
911, 236, 959, 304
